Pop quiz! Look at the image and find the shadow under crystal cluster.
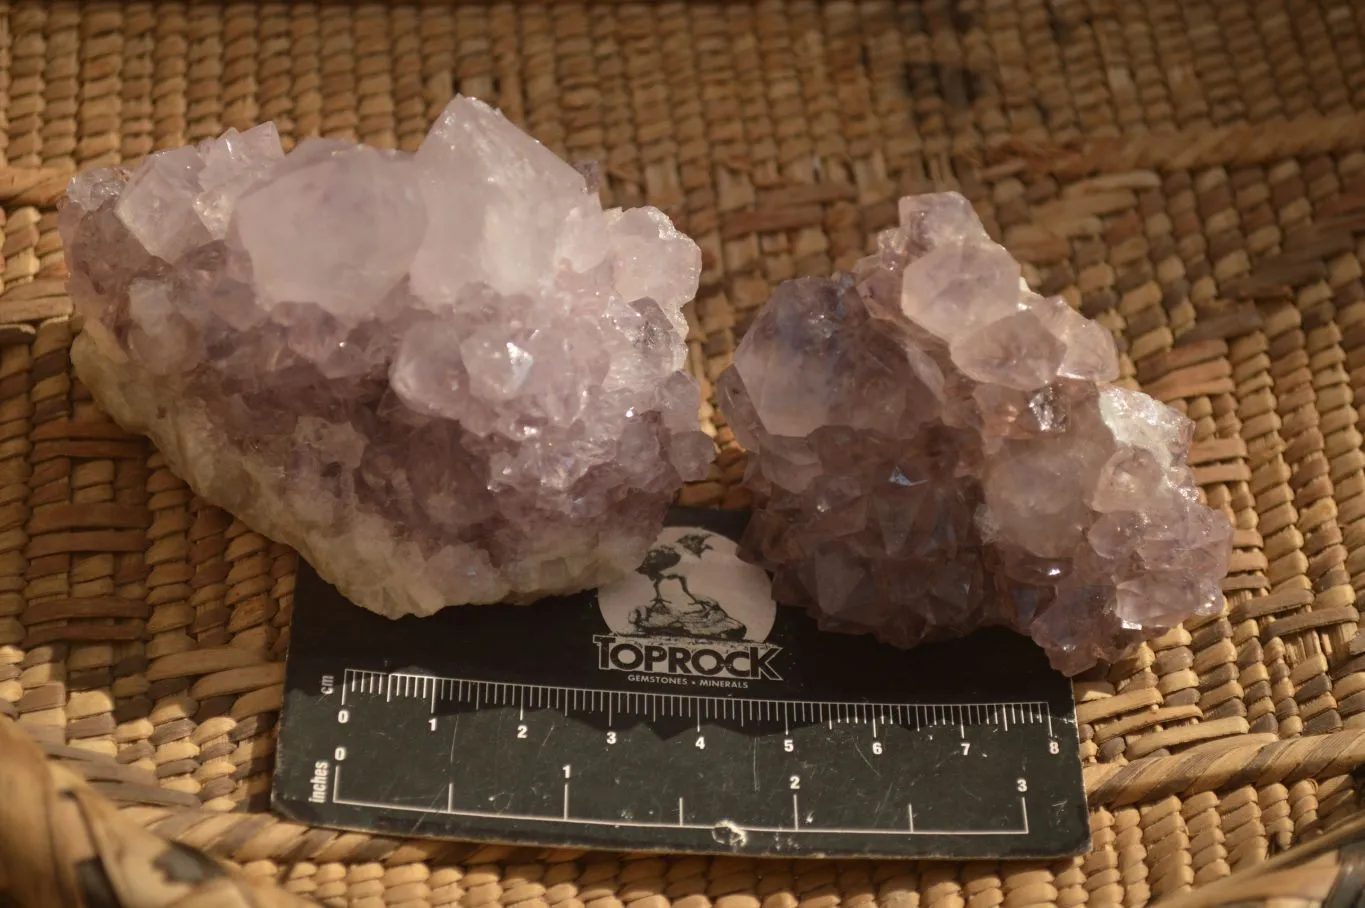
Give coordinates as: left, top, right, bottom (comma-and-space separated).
716, 193, 1233, 675
60, 95, 713, 618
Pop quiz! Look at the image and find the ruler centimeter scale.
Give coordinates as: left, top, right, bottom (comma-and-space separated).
344, 669, 1055, 734
275, 509, 1089, 859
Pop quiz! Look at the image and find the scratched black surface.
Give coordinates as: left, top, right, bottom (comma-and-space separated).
273, 509, 1089, 859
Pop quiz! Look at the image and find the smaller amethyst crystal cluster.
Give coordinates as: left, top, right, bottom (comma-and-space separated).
60, 96, 712, 618
717, 193, 1233, 675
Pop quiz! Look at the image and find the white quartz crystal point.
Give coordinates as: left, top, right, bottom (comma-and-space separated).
901, 238, 1023, 341
1032, 294, 1120, 383
235, 142, 427, 322
897, 193, 1022, 343
114, 146, 210, 263
195, 122, 286, 237
410, 95, 591, 302
59, 95, 711, 619
605, 206, 701, 342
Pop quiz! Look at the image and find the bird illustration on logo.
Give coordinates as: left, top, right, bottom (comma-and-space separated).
626, 532, 748, 641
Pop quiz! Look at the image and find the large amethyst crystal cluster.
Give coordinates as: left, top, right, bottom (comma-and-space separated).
716, 193, 1233, 674
60, 96, 712, 618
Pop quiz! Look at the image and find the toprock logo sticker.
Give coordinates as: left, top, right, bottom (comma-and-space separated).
594, 527, 781, 687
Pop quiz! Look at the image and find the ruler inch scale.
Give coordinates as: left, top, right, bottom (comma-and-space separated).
274, 508, 1089, 860
327, 768, 1034, 839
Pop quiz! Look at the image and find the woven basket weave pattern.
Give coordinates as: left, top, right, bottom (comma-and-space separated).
4, 1, 1365, 906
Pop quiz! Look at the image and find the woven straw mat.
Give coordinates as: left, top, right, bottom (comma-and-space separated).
6, 1, 1365, 906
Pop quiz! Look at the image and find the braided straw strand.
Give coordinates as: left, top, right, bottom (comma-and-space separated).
0, 714, 315, 907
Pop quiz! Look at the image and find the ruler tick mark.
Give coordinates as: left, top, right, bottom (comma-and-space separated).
678, 797, 685, 826
908, 804, 915, 832
792, 793, 800, 830
447, 782, 453, 813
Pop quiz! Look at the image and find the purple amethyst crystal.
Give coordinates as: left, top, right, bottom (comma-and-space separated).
716, 193, 1233, 675
60, 96, 712, 618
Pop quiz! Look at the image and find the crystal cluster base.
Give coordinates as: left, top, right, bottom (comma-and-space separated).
716, 193, 1233, 675
61, 96, 711, 618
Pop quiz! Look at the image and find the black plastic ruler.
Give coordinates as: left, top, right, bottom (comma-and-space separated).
273, 509, 1088, 859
